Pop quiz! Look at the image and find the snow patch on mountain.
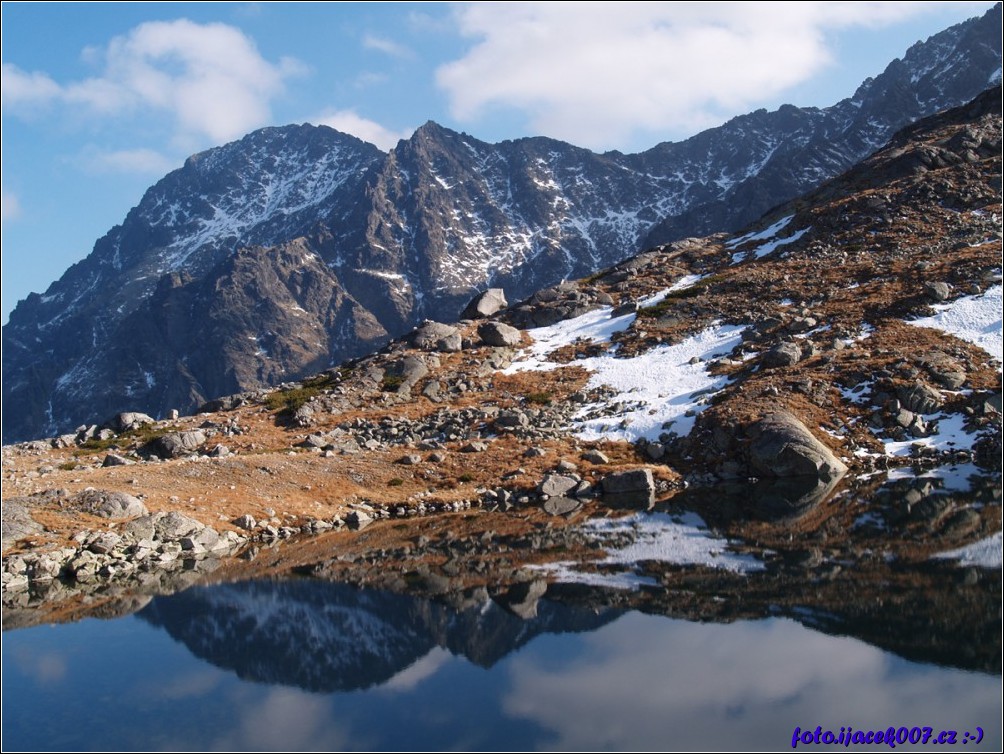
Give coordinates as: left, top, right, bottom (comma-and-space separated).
726, 214, 795, 249
505, 305, 746, 441
907, 284, 1002, 362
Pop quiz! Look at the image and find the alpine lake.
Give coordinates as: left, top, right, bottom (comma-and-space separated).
4, 464, 1001, 752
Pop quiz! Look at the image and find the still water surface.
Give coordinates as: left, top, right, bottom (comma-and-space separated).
4, 579, 1000, 751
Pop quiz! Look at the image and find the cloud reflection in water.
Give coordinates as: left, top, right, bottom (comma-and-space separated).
503, 613, 1001, 751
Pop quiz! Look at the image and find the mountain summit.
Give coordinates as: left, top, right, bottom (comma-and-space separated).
3, 4, 1001, 443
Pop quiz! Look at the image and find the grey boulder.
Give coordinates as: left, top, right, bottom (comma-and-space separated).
386, 356, 429, 393
478, 322, 522, 347
410, 321, 462, 352
762, 342, 802, 368
71, 489, 148, 519
461, 288, 508, 319
601, 468, 655, 508
141, 430, 207, 459
1, 500, 44, 549
104, 412, 156, 433
747, 411, 847, 480
539, 473, 579, 498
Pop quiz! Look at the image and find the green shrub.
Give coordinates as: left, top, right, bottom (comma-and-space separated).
77, 424, 168, 453
637, 274, 726, 317
525, 391, 553, 405
381, 373, 405, 391
265, 372, 342, 414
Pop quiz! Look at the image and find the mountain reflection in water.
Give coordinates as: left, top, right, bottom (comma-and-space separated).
3, 588, 1000, 751
136, 580, 621, 692
3, 464, 1001, 750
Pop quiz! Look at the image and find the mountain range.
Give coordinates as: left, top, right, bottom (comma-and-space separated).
3, 3, 1001, 443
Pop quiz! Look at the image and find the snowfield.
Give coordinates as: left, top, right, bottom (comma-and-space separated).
907, 284, 1002, 363
880, 412, 984, 458
504, 301, 745, 441
855, 284, 1003, 457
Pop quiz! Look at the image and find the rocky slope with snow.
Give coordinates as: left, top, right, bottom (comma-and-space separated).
3, 4, 1001, 444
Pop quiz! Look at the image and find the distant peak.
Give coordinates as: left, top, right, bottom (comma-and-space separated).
411, 121, 458, 140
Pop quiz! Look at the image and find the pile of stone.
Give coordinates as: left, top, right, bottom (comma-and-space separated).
525, 466, 658, 516
506, 280, 610, 329
3, 509, 247, 595
299, 406, 497, 452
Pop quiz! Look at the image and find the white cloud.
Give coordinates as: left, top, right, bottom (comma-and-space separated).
2, 20, 305, 144
407, 9, 454, 34
158, 669, 224, 700
436, 1, 979, 149
354, 71, 390, 89
1, 63, 62, 110
1, 187, 23, 221
207, 688, 355, 752
311, 109, 413, 151
362, 33, 415, 60
77, 147, 178, 176
8, 645, 67, 684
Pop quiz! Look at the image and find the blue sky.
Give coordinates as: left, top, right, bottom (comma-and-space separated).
1, 1, 996, 322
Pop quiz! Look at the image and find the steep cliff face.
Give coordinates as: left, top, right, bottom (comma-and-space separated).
3, 5, 1001, 442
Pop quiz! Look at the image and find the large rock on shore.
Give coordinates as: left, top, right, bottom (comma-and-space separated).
141, 430, 207, 459
461, 288, 508, 319
1, 500, 44, 550
71, 489, 148, 519
747, 412, 847, 481
601, 468, 655, 508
